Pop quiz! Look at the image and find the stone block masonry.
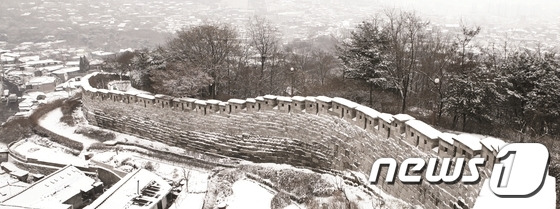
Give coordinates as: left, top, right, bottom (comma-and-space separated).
80, 73, 485, 209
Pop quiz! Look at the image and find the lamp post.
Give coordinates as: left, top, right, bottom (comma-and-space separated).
290, 67, 294, 96
432, 78, 440, 125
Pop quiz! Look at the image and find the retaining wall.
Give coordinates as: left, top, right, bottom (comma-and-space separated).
80, 73, 484, 208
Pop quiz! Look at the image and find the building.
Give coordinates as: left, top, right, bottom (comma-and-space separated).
25, 76, 58, 93
85, 169, 172, 209
0, 165, 101, 209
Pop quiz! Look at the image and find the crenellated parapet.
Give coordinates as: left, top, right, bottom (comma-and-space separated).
80, 73, 505, 209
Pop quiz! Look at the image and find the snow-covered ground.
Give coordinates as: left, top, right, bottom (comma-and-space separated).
12, 136, 88, 167
38, 107, 98, 147
225, 179, 275, 209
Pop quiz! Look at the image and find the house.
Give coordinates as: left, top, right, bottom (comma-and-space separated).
392, 114, 415, 140
404, 120, 442, 152
331, 97, 358, 122
315, 96, 332, 115
479, 137, 506, 170
85, 169, 172, 209
25, 76, 58, 93
0, 165, 101, 209
437, 133, 457, 158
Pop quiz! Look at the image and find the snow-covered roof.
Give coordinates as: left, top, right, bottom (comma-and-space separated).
276, 96, 292, 102
315, 96, 332, 103
179, 97, 197, 102
137, 94, 155, 100
255, 96, 265, 101
108, 90, 124, 95
393, 114, 415, 122
291, 96, 306, 102
263, 95, 277, 100
480, 137, 506, 152
194, 100, 207, 105
218, 102, 228, 106
405, 120, 441, 140
52, 67, 80, 74
1, 165, 95, 209
228, 98, 246, 104
154, 94, 174, 100
439, 133, 456, 145
27, 76, 57, 85
85, 169, 172, 209
454, 134, 482, 151
305, 96, 316, 102
378, 113, 394, 123
355, 105, 380, 118
332, 97, 358, 108
246, 98, 256, 103
206, 99, 221, 105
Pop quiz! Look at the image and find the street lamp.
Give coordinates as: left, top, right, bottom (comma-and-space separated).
432, 78, 440, 125
290, 67, 295, 96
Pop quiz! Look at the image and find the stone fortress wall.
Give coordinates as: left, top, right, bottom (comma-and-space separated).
80, 73, 502, 209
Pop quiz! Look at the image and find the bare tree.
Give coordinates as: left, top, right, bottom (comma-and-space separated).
166, 23, 241, 98
247, 16, 280, 92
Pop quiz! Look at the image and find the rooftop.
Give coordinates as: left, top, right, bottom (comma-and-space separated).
263, 95, 277, 100
480, 137, 506, 152
291, 96, 306, 102
393, 114, 415, 122
378, 113, 394, 123
315, 96, 332, 103
439, 133, 457, 145
332, 97, 358, 108
355, 105, 380, 118
27, 76, 57, 85
1, 165, 96, 209
454, 134, 483, 151
276, 96, 292, 102
228, 98, 246, 104
405, 120, 441, 140
85, 169, 172, 209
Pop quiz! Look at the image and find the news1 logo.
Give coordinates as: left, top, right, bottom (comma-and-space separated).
369, 143, 550, 197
